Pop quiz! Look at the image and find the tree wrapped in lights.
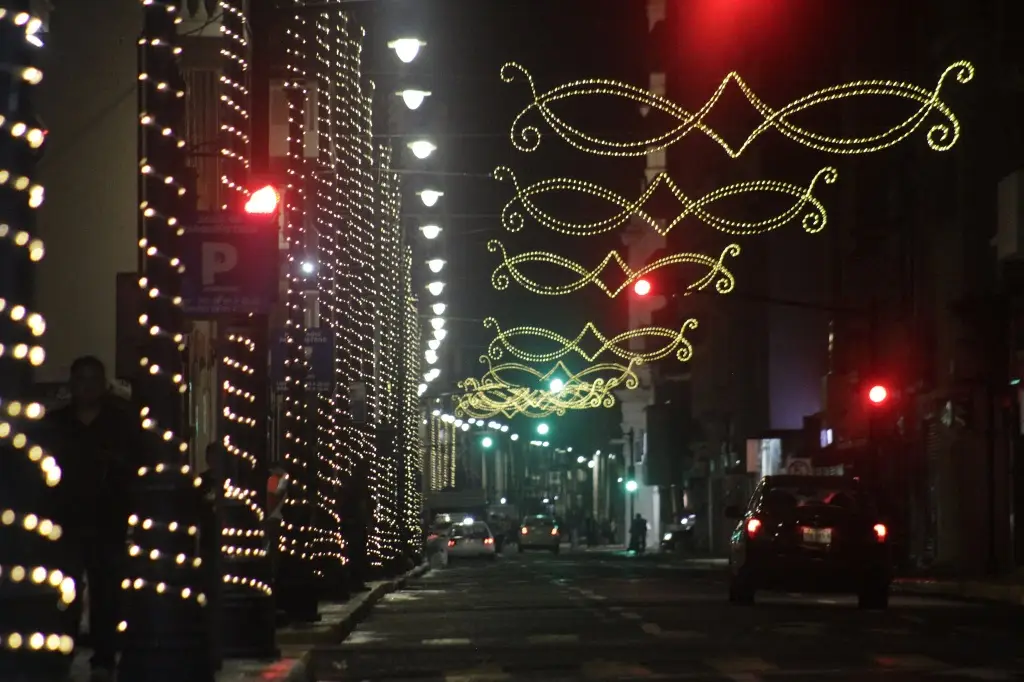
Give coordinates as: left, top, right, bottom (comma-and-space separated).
218, 331, 275, 656
493, 166, 837, 237
121, 1, 210, 679
217, 0, 249, 210
371, 145, 403, 568
428, 414, 457, 491
500, 60, 974, 157
0, 4, 76, 676
277, 5, 319, 620
398, 260, 424, 560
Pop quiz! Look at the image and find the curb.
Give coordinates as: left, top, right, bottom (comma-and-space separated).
893, 578, 1024, 607
283, 563, 431, 682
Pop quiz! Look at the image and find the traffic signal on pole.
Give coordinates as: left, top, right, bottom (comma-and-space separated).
633, 278, 652, 296
245, 184, 281, 216
867, 384, 888, 405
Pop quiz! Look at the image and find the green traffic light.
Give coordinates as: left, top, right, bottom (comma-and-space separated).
536, 423, 550, 436
625, 480, 638, 492
481, 436, 493, 448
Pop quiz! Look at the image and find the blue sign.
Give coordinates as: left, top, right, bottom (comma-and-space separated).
181, 212, 279, 316
272, 328, 335, 393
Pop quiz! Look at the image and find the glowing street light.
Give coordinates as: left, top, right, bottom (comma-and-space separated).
433, 329, 447, 341
431, 302, 446, 315
418, 189, 443, 207
398, 89, 431, 110
549, 378, 565, 393
387, 38, 426, 63
420, 224, 442, 239
417, 383, 427, 396
424, 349, 438, 364
407, 139, 436, 159
430, 317, 445, 330
300, 261, 316, 275
510, 434, 519, 441
427, 258, 446, 273
426, 281, 445, 296
427, 338, 440, 351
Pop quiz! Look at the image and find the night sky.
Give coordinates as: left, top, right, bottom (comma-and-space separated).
351, 0, 1001, 451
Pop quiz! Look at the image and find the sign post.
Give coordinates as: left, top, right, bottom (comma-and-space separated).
181, 212, 279, 316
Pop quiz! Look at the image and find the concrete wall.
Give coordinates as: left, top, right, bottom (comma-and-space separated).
36, 0, 140, 381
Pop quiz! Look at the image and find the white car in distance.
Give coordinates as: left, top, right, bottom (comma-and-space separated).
446, 520, 497, 561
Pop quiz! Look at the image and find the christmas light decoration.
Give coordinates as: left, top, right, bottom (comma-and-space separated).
493, 165, 838, 237
501, 60, 975, 157
483, 317, 699, 364
121, 1, 209, 678
276, 3, 319, 618
398, 254, 423, 559
488, 240, 740, 298
455, 359, 640, 419
427, 414, 456, 491
218, 0, 249, 210
0, 5, 76, 674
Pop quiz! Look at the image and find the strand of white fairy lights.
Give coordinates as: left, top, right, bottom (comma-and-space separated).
400, 250, 424, 555
279, 3, 315, 573
122, 0, 209, 677
217, 0, 249, 209
0, 4, 77, 671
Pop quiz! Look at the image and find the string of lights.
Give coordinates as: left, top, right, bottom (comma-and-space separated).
217, 0, 249, 210
399, 260, 424, 557
501, 60, 975, 158
370, 145, 402, 567
488, 240, 741, 298
278, 2, 318, 617
483, 317, 699, 365
120, 1, 210, 678
0, 4, 76, 676
493, 165, 838, 237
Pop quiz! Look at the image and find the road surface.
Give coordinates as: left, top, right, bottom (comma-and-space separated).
309, 549, 1024, 681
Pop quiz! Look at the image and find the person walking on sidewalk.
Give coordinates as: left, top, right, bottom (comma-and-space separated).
46, 356, 139, 682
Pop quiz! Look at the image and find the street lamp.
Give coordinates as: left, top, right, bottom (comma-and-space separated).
427, 338, 440, 350
419, 224, 442, 239
427, 258, 445, 273
430, 317, 445, 330
407, 139, 436, 159
418, 189, 443, 207
398, 89, 431, 110
424, 349, 438, 364
387, 38, 426, 63
536, 422, 550, 436
431, 302, 446, 315
433, 329, 447, 341
426, 281, 444, 296
510, 434, 519, 441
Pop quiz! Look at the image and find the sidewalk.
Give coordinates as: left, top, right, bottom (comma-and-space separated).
216, 562, 430, 682
892, 574, 1024, 607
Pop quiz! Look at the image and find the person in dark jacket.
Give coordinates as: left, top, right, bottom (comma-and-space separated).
47, 356, 139, 682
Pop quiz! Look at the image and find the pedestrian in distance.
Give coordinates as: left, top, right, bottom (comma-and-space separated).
46, 356, 140, 682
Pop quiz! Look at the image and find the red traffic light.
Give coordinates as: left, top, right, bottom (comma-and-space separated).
633, 278, 652, 296
867, 385, 888, 404
245, 185, 281, 215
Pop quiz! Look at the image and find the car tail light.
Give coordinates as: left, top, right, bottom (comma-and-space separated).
550, 527, 559, 536
447, 539, 456, 547
483, 538, 494, 545
745, 518, 762, 538
521, 527, 529, 535
427, 534, 438, 541
873, 523, 888, 542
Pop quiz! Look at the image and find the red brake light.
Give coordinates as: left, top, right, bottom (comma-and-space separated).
521, 527, 528, 535
873, 523, 888, 542
245, 185, 280, 215
550, 527, 559, 536
447, 539, 455, 547
483, 538, 494, 545
745, 518, 762, 538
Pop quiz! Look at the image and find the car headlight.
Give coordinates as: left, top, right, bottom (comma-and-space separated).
663, 532, 673, 541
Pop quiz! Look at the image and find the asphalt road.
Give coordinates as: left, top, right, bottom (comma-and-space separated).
309, 549, 1024, 681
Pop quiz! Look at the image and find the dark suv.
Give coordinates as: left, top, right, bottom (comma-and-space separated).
725, 475, 891, 609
